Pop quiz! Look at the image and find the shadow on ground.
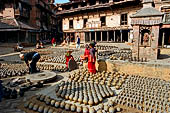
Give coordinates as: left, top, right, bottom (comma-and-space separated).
158, 54, 170, 59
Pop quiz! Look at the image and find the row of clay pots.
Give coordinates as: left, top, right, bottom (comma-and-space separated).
39, 55, 81, 64
96, 45, 118, 50
30, 94, 122, 113
115, 75, 169, 113
0, 63, 28, 79
69, 69, 128, 89
55, 81, 114, 106
37, 64, 67, 72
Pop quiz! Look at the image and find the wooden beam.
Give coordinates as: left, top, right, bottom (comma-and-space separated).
120, 30, 122, 42
114, 30, 115, 42
101, 31, 103, 42
89, 32, 91, 42
128, 30, 130, 42
107, 31, 109, 42
95, 32, 97, 42
162, 32, 165, 48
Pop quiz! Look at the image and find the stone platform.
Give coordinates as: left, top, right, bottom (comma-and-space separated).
26, 70, 57, 82
97, 59, 170, 81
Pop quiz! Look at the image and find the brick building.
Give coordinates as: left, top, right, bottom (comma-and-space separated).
56, 0, 170, 47
0, 0, 57, 43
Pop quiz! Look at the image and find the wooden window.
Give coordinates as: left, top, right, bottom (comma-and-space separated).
100, 0, 109, 4
121, 13, 128, 25
73, 4, 78, 8
69, 20, 73, 29
84, 18, 87, 28
165, 13, 170, 23
100, 16, 106, 26
90, 1, 96, 5
81, 2, 87, 7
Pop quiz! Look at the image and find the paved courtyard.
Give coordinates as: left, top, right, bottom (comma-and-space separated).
0, 43, 170, 113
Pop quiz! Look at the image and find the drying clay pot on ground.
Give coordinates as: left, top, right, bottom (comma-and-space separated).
69, 69, 128, 89
115, 75, 170, 113
55, 81, 114, 105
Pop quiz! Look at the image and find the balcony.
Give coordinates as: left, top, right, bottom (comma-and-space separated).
86, 21, 101, 29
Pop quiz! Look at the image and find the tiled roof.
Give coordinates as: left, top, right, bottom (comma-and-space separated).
0, 19, 37, 30
0, 19, 18, 29
18, 21, 37, 30
131, 7, 163, 18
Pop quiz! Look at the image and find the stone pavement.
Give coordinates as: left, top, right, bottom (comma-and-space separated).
0, 89, 40, 113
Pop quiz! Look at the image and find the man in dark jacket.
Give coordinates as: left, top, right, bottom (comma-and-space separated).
20, 52, 40, 74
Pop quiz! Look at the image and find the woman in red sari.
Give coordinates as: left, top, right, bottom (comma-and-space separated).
65, 50, 74, 68
88, 43, 96, 74
81, 44, 90, 61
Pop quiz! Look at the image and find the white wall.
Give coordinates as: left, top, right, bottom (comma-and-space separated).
63, 18, 69, 30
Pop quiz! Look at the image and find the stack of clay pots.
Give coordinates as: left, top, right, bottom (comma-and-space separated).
115, 75, 170, 113
96, 45, 118, 50
69, 69, 128, 89
44, 56, 66, 64
24, 94, 122, 113
40, 55, 82, 64
37, 64, 67, 72
55, 81, 114, 106
25, 94, 98, 113
98, 49, 132, 61
0, 63, 28, 79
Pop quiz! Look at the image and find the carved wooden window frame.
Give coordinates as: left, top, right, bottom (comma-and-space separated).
69, 20, 73, 29
120, 13, 128, 25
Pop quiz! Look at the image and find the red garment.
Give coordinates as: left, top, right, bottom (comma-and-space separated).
88, 54, 96, 74
84, 48, 90, 58
88, 62, 96, 74
65, 55, 74, 68
51, 38, 56, 44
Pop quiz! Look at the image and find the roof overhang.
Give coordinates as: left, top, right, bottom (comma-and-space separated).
162, 24, 170, 28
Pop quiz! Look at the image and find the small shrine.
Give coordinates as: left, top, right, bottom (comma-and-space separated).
131, 0, 163, 60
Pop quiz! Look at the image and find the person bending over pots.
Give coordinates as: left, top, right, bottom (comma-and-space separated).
20, 52, 40, 74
